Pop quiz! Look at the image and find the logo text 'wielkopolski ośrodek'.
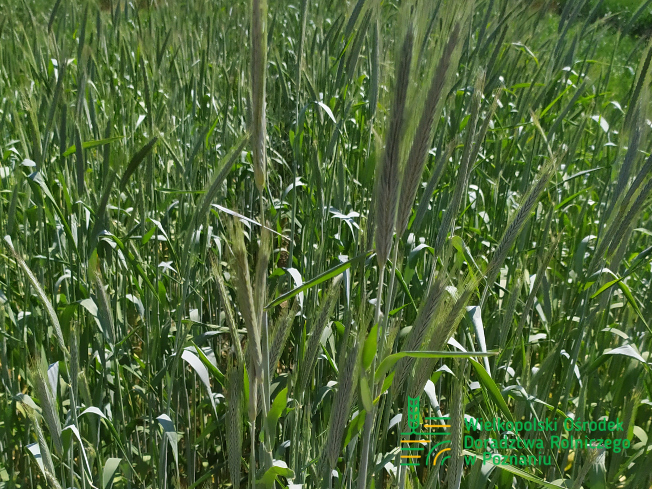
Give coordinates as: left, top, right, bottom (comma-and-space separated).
464, 416, 630, 467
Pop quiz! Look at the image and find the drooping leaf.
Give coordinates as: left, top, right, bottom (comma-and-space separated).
266, 387, 288, 439
374, 372, 395, 403
266, 251, 371, 309
589, 269, 650, 331
343, 410, 366, 448
103, 458, 122, 489
156, 414, 179, 468
469, 359, 514, 423
26, 443, 45, 475
182, 349, 217, 415
62, 424, 92, 476
2, 236, 67, 357
360, 376, 373, 412
375, 351, 497, 382
256, 460, 295, 489
119, 137, 158, 190
192, 343, 225, 386
362, 324, 378, 371
604, 344, 647, 364
62, 135, 124, 157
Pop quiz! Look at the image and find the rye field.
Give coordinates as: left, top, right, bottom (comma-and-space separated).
1, 0, 652, 488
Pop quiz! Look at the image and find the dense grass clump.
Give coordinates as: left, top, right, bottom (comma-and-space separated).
557, 0, 652, 36
1, 0, 652, 488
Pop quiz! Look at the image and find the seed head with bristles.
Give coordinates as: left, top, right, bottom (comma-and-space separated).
448, 365, 465, 489
251, 0, 268, 192
412, 137, 458, 232
89, 255, 116, 345
270, 299, 299, 372
298, 276, 342, 394
392, 275, 446, 397
226, 362, 244, 489
396, 23, 460, 237
375, 21, 414, 267
32, 364, 63, 456
210, 252, 245, 365
483, 156, 557, 305
607, 177, 652, 258
571, 444, 604, 489
254, 226, 271, 329
408, 275, 479, 400
434, 71, 485, 254
24, 404, 57, 482
70, 324, 79, 408
228, 219, 262, 421
320, 338, 360, 473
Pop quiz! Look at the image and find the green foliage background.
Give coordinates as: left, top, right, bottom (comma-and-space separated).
1, 0, 652, 488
